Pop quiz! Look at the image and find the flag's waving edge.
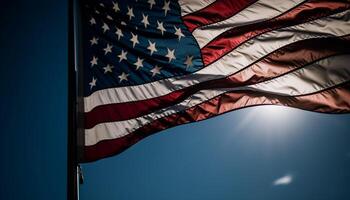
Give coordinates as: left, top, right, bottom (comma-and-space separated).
77, 0, 350, 162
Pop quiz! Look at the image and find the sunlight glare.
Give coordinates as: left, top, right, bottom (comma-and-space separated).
234, 105, 303, 133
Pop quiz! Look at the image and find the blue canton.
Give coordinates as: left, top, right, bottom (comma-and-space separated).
81, 0, 203, 96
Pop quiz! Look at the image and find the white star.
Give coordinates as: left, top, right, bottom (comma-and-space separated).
102, 23, 110, 33
165, 48, 176, 62
90, 37, 98, 46
118, 50, 128, 62
89, 77, 97, 89
157, 21, 166, 35
130, 33, 139, 48
184, 55, 193, 69
118, 72, 129, 82
148, 0, 156, 9
95, 10, 100, 14
112, 1, 120, 12
127, 6, 134, 20
147, 40, 157, 55
150, 65, 162, 77
90, 56, 98, 67
162, 1, 170, 16
90, 17, 96, 25
115, 28, 123, 40
99, 3, 105, 7
103, 44, 113, 55
141, 13, 150, 28
174, 26, 185, 41
134, 57, 144, 70
107, 15, 113, 20
103, 64, 114, 73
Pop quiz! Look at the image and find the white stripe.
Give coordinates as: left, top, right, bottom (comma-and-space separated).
85, 54, 350, 146
84, 10, 350, 112
178, 0, 217, 16
251, 55, 350, 95
192, 0, 304, 48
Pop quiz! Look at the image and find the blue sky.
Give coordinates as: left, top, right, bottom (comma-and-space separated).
1, 1, 350, 200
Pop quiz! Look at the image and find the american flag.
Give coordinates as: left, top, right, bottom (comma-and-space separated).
78, 0, 350, 162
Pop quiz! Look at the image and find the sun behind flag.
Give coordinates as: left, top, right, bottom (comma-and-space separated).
78, 0, 350, 162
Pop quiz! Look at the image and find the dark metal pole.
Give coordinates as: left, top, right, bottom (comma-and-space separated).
67, 0, 78, 199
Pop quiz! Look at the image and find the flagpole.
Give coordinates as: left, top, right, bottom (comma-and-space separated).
68, 0, 79, 199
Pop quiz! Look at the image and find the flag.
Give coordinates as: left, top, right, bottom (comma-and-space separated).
78, 0, 350, 162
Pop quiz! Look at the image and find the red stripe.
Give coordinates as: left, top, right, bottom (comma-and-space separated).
201, 1, 350, 66
82, 81, 350, 162
84, 36, 350, 128
182, 0, 258, 32
85, 91, 183, 128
